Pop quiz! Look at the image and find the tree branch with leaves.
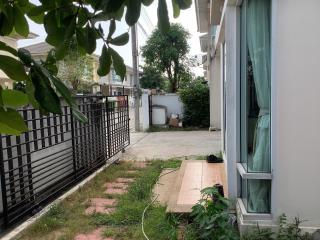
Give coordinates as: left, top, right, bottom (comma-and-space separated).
141, 23, 191, 93
0, 0, 192, 135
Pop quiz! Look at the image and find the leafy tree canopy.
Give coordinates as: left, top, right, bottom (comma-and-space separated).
0, 0, 192, 135
141, 23, 192, 93
179, 77, 210, 127
140, 65, 166, 90
57, 38, 94, 92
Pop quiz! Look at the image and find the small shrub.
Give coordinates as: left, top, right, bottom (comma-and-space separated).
179, 78, 210, 127
189, 186, 239, 240
242, 214, 313, 240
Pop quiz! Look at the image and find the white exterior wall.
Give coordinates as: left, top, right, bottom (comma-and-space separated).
209, 54, 222, 130
271, 0, 320, 228
140, 92, 150, 131
224, 4, 240, 201
223, 0, 320, 230
151, 94, 183, 118
200, 0, 320, 231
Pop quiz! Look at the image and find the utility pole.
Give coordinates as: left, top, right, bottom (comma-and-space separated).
131, 23, 140, 132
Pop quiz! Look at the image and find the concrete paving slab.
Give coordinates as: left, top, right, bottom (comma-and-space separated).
153, 169, 179, 205
167, 160, 227, 213
123, 131, 221, 160
75, 228, 113, 240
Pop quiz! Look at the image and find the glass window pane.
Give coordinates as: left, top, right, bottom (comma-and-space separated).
240, 0, 271, 173
241, 178, 271, 213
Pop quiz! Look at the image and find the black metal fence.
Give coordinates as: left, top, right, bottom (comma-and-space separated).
0, 95, 130, 230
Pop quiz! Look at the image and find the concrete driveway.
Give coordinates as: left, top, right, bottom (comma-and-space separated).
122, 131, 221, 161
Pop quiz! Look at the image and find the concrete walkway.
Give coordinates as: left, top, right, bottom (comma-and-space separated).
122, 131, 221, 160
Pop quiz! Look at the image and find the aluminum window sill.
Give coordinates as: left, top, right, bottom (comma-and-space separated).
237, 163, 272, 180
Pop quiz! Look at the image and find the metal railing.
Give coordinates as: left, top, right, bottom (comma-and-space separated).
0, 95, 130, 230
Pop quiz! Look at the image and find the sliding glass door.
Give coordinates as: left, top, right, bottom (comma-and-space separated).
239, 0, 271, 213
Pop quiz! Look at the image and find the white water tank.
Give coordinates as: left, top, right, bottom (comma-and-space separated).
152, 105, 167, 125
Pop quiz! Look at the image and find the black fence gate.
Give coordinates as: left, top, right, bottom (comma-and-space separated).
0, 95, 130, 231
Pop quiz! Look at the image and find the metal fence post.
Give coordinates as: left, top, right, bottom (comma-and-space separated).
0, 136, 8, 227
126, 96, 130, 145
70, 108, 77, 179
106, 97, 111, 158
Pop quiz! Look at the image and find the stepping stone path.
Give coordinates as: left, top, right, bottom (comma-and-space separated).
104, 188, 127, 195
77, 170, 141, 240
115, 177, 135, 183
75, 228, 113, 240
104, 182, 128, 189
104, 179, 130, 195
85, 198, 117, 215
132, 161, 147, 169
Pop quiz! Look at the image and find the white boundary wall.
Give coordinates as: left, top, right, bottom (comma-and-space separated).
151, 94, 183, 118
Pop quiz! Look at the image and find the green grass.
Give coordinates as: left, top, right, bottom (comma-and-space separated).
15, 160, 183, 240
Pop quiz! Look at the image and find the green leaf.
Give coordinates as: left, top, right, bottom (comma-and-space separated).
109, 47, 126, 80
0, 10, 14, 35
97, 45, 112, 76
142, 0, 154, 6
76, 28, 87, 50
0, 41, 17, 56
31, 67, 61, 114
26, 78, 39, 109
64, 17, 76, 39
107, 19, 116, 39
44, 49, 58, 75
0, 107, 28, 135
81, 25, 97, 54
54, 42, 67, 60
2, 89, 29, 109
172, 0, 180, 18
105, 0, 125, 13
50, 76, 73, 105
44, 10, 59, 35
40, 0, 56, 9
54, 17, 76, 60
24, 3, 44, 24
125, 0, 141, 26
109, 32, 129, 46
18, 0, 28, 7
28, 5, 45, 17
0, 55, 28, 81
14, 6, 29, 37
158, 0, 170, 33
177, 0, 192, 10
78, 8, 90, 26
71, 104, 88, 123
91, 12, 111, 23
46, 30, 65, 47
18, 48, 33, 67
45, 49, 56, 65
51, 76, 87, 123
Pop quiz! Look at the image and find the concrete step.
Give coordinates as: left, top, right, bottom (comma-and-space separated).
153, 168, 179, 205
166, 160, 227, 213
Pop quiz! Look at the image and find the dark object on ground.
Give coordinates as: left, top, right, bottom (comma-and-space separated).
313, 230, 320, 240
214, 183, 224, 198
206, 154, 223, 163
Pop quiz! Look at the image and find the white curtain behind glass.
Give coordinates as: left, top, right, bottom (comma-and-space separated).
246, 0, 271, 213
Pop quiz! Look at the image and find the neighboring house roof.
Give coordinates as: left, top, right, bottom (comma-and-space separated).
23, 41, 53, 55
7, 31, 38, 40
24, 42, 135, 88
24, 42, 133, 71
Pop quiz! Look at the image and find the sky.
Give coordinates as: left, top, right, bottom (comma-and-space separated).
19, 1, 204, 76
